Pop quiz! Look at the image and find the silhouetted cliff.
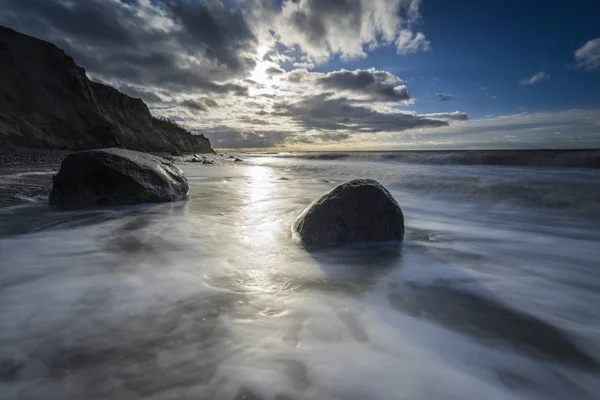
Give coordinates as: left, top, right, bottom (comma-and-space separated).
0, 26, 213, 153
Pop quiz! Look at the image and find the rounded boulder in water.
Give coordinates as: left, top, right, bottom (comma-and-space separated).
49, 148, 189, 206
293, 179, 404, 246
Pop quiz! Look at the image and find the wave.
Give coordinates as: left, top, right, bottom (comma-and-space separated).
263, 150, 600, 169
248, 153, 600, 217
390, 172, 600, 215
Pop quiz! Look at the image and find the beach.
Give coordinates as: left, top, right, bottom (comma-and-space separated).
1, 152, 599, 399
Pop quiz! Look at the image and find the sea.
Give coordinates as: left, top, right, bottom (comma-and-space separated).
0, 150, 599, 399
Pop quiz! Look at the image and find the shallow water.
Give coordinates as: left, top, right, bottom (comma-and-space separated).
1, 154, 600, 399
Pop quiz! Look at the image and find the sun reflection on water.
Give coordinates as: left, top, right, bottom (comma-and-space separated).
239, 165, 283, 248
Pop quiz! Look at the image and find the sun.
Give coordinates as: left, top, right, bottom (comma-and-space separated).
250, 60, 271, 85
249, 42, 282, 86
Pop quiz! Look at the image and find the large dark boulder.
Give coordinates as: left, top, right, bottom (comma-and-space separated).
293, 179, 404, 246
49, 148, 189, 206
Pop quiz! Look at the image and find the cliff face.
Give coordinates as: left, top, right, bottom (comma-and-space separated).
0, 26, 213, 154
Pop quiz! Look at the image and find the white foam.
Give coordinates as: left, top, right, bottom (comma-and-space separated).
0, 158, 599, 399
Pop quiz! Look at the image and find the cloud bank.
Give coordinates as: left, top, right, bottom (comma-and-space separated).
317, 69, 410, 102
0, 0, 470, 149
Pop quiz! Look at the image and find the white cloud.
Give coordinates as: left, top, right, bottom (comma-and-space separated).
396, 30, 430, 54
575, 38, 600, 70
206, 108, 600, 150
268, 0, 430, 64
419, 111, 468, 121
519, 71, 550, 85
388, 109, 600, 149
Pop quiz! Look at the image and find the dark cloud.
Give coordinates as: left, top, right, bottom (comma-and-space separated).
435, 93, 453, 101
274, 95, 449, 133
94, 81, 165, 104
163, 0, 256, 73
314, 133, 350, 142
205, 99, 218, 108
237, 116, 271, 125
288, 0, 363, 51
317, 69, 410, 102
203, 126, 351, 148
262, 47, 294, 64
287, 70, 306, 83
266, 66, 285, 77
179, 98, 219, 112
0, 0, 257, 93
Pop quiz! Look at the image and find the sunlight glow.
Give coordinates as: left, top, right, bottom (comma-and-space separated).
238, 165, 280, 248
250, 60, 271, 85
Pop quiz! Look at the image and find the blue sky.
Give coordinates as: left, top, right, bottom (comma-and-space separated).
1, 0, 599, 149
315, 0, 600, 118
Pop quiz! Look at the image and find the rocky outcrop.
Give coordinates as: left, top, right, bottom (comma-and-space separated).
293, 179, 405, 246
49, 148, 189, 206
151, 116, 213, 155
0, 26, 213, 154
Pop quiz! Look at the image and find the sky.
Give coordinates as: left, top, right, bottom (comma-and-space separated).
1, 0, 599, 150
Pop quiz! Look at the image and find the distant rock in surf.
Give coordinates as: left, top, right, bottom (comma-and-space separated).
293, 179, 404, 246
49, 148, 189, 206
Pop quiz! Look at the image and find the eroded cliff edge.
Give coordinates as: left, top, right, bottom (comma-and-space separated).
0, 26, 213, 154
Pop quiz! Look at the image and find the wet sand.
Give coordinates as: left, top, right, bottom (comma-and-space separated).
0, 149, 235, 208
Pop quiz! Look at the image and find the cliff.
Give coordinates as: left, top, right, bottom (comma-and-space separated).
0, 26, 213, 154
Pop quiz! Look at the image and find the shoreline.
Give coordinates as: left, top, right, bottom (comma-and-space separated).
0, 148, 234, 208
3, 146, 600, 167
0, 146, 72, 167
2, 146, 599, 209
0, 146, 223, 167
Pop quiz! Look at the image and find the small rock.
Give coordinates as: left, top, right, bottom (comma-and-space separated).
234, 157, 243, 162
